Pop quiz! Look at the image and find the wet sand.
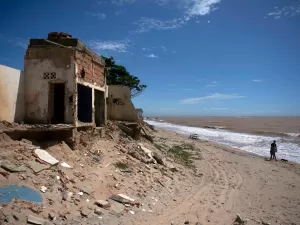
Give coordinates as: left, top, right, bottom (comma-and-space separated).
157, 117, 300, 137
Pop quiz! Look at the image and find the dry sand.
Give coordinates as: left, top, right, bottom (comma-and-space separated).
137, 128, 300, 225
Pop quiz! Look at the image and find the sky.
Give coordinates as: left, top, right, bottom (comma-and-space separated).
1, 0, 300, 117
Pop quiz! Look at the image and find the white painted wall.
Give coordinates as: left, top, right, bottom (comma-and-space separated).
24, 58, 75, 124
0, 64, 25, 123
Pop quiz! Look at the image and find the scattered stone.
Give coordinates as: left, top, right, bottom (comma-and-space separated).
40, 186, 47, 193
153, 152, 166, 165
262, 221, 270, 225
48, 212, 56, 221
81, 206, 92, 217
78, 192, 84, 196
95, 200, 111, 209
94, 208, 104, 215
233, 214, 247, 224
60, 162, 72, 168
129, 210, 135, 215
184, 220, 190, 224
62, 192, 73, 202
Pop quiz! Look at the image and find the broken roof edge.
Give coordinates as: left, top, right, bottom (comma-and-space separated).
28, 39, 105, 66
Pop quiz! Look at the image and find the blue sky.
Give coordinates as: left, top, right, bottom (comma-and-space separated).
1, 0, 300, 116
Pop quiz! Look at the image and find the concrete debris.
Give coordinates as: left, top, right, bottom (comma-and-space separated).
60, 162, 72, 168
28, 160, 50, 173
129, 210, 135, 215
27, 215, 49, 225
233, 214, 247, 225
118, 194, 135, 202
110, 195, 131, 204
153, 152, 166, 166
40, 186, 47, 193
110, 201, 125, 215
81, 206, 92, 217
184, 220, 190, 224
62, 192, 73, 202
95, 200, 111, 209
34, 149, 59, 165
0, 161, 27, 173
94, 207, 104, 215
261, 221, 271, 225
78, 192, 84, 196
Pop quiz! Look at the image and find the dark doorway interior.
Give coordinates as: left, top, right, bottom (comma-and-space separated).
50, 83, 65, 124
78, 84, 92, 123
94, 89, 105, 127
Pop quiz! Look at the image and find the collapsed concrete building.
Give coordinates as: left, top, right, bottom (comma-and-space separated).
0, 32, 143, 148
24, 32, 107, 127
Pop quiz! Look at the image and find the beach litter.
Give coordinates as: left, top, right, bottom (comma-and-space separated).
40, 186, 47, 193
0, 185, 43, 204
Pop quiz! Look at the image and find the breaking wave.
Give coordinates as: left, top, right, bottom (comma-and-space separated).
146, 120, 300, 164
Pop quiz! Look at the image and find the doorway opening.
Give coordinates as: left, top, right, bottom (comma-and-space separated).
77, 84, 92, 123
49, 83, 65, 124
94, 89, 105, 127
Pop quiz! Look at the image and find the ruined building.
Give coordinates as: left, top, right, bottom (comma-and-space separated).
24, 32, 107, 127
0, 32, 143, 147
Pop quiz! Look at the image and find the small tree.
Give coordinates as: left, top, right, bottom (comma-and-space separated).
103, 56, 147, 98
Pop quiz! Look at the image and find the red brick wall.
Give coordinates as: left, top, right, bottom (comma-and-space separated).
75, 51, 105, 87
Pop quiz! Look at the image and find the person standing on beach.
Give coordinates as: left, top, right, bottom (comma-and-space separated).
270, 140, 277, 161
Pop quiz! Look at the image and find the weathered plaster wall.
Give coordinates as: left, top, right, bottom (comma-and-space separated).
107, 85, 138, 122
24, 47, 75, 124
0, 65, 25, 123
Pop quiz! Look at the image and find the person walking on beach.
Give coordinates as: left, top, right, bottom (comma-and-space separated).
270, 140, 277, 161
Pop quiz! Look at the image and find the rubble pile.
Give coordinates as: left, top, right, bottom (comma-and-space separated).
0, 120, 200, 225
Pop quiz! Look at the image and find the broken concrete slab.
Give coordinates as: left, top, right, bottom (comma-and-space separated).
95, 200, 111, 209
27, 215, 50, 225
34, 149, 59, 165
110, 201, 125, 215
28, 161, 51, 173
117, 194, 135, 202
1, 161, 27, 173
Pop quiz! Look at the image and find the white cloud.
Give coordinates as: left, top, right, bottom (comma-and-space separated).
8, 38, 28, 49
179, 93, 245, 104
135, 17, 186, 33
161, 46, 167, 52
210, 108, 228, 110
252, 79, 262, 82
186, 0, 221, 18
88, 40, 129, 52
205, 84, 217, 87
86, 12, 106, 20
146, 54, 159, 58
112, 0, 137, 5
142, 47, 150, 51
266, 2, 300, 19
135, 0, 222, 33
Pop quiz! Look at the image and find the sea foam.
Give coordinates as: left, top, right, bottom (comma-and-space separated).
146, 120, 300, 164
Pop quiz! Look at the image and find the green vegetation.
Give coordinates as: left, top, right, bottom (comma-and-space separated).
168, 145, 194, 168
103, 56, 147, 98
114, 162, 130, 170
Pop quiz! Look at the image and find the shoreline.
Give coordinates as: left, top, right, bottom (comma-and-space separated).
150, 117, 300, 139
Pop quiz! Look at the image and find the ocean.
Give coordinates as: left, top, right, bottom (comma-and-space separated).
146, 119, 300, 164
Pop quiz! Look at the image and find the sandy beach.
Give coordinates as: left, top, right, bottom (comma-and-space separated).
139, 128, 300, 225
